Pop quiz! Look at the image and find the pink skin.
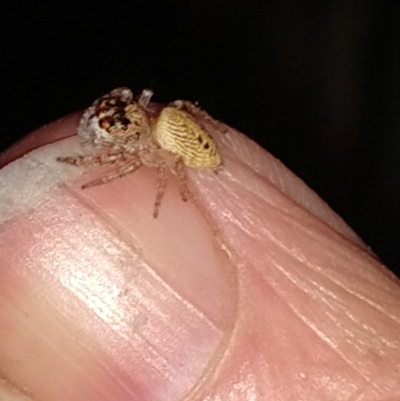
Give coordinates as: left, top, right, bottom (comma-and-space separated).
0, 108, 399, 401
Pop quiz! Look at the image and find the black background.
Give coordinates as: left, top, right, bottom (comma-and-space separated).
2, 2, 400, 274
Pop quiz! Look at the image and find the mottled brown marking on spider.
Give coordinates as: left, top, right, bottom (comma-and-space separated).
76, 87, 152, 151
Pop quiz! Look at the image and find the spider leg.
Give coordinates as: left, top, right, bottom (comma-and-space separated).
57, 152, 125, 167
170, 100, 199, 113
153, 163, 168, 218
170, 99, 227, 132
169, 100, 213, 122
138, 88, 154, 108
172, 157, 191, 203
81, 158, 142, 189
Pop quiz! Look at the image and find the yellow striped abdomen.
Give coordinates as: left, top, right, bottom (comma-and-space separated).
152, 107, 222, 169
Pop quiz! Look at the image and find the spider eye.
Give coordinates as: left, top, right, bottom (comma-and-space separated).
99, 116, 115, 129
115, 99, 127, 108
120, 117, 131, 130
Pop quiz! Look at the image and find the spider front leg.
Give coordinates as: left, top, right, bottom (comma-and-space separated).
57, 152, 126, 167
138, 88, 154, 108
82, 158, 142, 189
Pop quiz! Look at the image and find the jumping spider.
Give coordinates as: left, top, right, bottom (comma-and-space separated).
57, 87, 222, 217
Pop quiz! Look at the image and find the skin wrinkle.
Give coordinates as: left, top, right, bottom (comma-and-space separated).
315, 281, 396, 351
260, 257, 396, 393
288, 279, 387, 373
307, 274, 400, 351
227, 198, 399, 352
192, 162, 370, 281
271, 221, 389, 299
206, 170, 391, 292
205, 123, 365, 250
281, 232, 400, 329
271, 292, 368, 383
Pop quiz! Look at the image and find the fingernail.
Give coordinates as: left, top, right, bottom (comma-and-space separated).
0, 138, 237, 401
